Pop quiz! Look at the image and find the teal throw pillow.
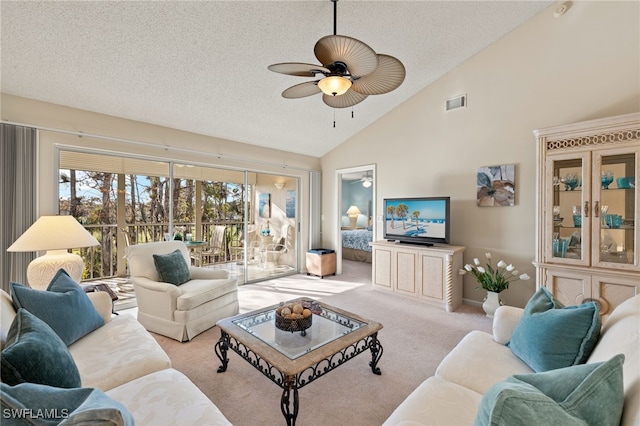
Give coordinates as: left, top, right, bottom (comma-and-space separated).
474, 354, 624, 426
1, 382, 134, 426
506, 287, 601, 372
153, 249, 191, 285
1, 309, 81, 388
11, 269, 105, 346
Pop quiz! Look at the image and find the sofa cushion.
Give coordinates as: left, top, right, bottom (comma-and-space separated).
11, 269, 105, 345
1, 309, 81, 388
506, 287, 600, 372
153, 249, 191, 285
474, 354, 625, 426
69, 314, 172, 391
176, 278, 237, 311
1, 382, 134, 426
382, 376, 483, 425
106, 368, 232, 425
587, 295, 640, 426
436, 330, 533, 395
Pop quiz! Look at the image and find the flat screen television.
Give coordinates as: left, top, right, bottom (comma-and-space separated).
383, 197, 450, 246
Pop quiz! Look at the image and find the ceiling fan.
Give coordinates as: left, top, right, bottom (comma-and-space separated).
351, 171, 373, 187
268, 0, 406, 109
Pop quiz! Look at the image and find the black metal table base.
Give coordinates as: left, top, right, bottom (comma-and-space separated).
215, 331, 383, 426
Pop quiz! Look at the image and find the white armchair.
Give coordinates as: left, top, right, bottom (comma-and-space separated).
125, 241, 238, 342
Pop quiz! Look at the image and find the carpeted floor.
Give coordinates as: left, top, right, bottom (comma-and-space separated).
151, 260, 492, 426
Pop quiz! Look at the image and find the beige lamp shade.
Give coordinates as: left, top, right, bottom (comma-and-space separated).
346, 206, 362, 217
346, 206, 361, 229
7, 215, 99, 289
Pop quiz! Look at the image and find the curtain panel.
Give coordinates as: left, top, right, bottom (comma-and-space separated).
0, 123, 37, 292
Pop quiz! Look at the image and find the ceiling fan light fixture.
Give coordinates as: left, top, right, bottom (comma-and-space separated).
362, 180, 372, 188
318, 76, 352, 96
268, 0, 404, 108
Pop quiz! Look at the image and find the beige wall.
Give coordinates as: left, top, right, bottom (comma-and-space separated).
1, 94, 320, 264
320, 1, 640, 307
3, 2, 639, 307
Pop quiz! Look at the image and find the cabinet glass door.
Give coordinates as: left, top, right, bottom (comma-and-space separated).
548, 153, 590, 265
593, 149, 638, 269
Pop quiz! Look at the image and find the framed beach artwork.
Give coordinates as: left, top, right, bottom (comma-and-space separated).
258, 193, 271, 218
285, 190, 296, 218
477, 164, 515, 207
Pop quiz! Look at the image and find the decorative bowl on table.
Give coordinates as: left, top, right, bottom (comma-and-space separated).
275, 302, 314, 333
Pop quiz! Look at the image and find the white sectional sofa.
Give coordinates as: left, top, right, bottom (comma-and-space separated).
0, 288, 231, 425
384, 293, 640, 425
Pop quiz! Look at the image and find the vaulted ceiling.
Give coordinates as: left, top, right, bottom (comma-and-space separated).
1, 1, 551, 157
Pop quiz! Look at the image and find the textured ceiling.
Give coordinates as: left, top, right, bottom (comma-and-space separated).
1, 1, 551, 157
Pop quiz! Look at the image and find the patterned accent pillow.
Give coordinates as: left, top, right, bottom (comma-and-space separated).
1, 309, 81, 388
153, 249, 191, 285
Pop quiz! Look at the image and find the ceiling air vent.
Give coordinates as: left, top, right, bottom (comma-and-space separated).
446, 94, 466, 111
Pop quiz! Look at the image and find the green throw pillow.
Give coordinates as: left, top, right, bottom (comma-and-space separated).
1, 309, 81, 388
153, 249, 191, 285
474, 354, 624, 426
506, 287, 601, 372
11, 269, 105, 346
1, 382, 134, 426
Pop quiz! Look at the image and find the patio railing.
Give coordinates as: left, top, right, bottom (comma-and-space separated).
78, 221, 246, 280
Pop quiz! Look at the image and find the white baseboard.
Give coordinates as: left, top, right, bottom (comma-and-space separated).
463, 297, 483, 308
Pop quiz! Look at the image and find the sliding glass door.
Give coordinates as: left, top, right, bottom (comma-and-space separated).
58, 149, 298, 285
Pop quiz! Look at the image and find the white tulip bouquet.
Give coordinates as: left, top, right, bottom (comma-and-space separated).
459, 252, 530, 293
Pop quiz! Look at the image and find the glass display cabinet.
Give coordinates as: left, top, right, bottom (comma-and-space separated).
535, 113, 639, 315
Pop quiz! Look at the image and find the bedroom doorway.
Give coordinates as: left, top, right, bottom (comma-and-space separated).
336, 164, 375, 275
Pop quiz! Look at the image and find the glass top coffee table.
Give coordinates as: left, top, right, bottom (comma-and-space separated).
215, 297, 383, 426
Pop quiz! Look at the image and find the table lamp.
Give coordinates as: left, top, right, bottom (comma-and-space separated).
346, 205, 361, 229
7, 215, 100, 290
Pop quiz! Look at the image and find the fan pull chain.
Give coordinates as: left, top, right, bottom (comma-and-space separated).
351, 108, 354, 118
333, 109, 336, 128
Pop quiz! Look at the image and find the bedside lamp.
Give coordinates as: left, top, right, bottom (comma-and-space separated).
7, 215, 100, 290
346, 205, 361, 229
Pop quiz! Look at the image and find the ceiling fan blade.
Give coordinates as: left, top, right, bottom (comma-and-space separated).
282, 81, 322, 99
314, 35, 378, 77
268, 62, 330, 77
351, 54, 406, 95
322, 89, 367, 108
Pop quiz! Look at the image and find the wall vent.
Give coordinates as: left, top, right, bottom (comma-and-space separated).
446, 94, 467, 111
